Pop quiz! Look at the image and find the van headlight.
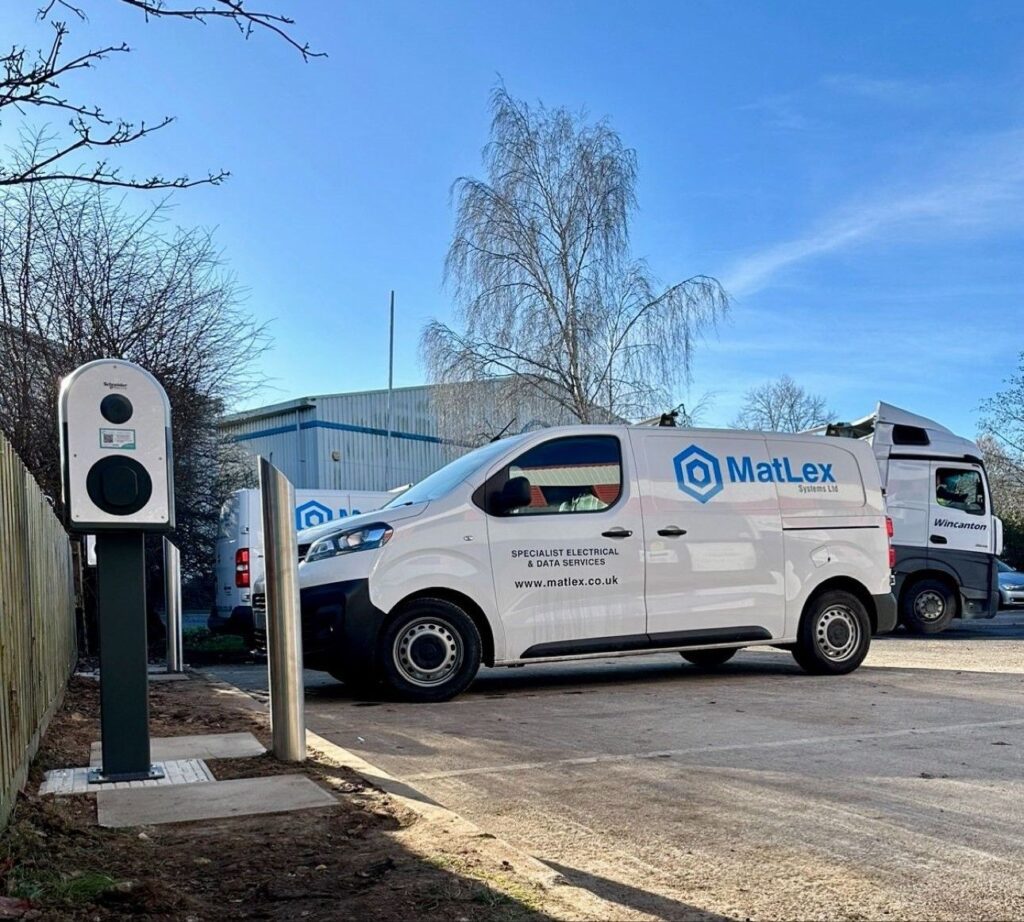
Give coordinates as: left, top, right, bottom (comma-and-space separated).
304, 523, 393, 562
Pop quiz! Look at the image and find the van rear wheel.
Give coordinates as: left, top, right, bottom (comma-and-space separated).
681, 649, 737, 668
380, 599, 481, 703
792, 590, 871, 675
900, 578, 957, 634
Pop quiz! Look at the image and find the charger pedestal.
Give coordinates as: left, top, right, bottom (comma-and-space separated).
88, 531, 164, 784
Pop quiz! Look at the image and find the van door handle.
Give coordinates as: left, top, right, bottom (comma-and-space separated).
930, 535, 948, 545
657, 526, 687, 537
602, 527, 633, 538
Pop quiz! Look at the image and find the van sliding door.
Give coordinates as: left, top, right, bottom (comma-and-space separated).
631, 431, 785, 643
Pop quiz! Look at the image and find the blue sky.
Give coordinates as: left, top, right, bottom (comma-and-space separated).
2, 1, 1022, 435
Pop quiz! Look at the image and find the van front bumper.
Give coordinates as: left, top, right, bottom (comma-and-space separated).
872, 592, 898, 634
299, 579, 385, 673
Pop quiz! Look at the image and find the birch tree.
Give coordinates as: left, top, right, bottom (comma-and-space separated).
422, 86, 728, 432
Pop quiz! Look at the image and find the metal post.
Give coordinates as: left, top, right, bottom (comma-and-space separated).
91, 531, 162, 782
259, 456, 306, 762
384, 290, 395, 490
163, 537, 183, 673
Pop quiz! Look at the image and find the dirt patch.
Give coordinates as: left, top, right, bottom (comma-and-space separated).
0, 674, 588, 921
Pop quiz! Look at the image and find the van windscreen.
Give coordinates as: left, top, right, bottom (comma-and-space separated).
384, 435, 528, 508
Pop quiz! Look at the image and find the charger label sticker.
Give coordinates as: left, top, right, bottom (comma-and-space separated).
99, 428, 136, 450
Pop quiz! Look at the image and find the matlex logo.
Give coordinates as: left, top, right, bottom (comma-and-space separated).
673, 444, 836, 504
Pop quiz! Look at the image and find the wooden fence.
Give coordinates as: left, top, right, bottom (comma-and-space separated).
0, 434, 77, 830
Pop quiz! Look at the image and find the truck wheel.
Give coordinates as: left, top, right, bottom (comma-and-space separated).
792, 590, 871, 675
900, 579, 957, 634
681, 649, 737, 668
380, 599, 481, 702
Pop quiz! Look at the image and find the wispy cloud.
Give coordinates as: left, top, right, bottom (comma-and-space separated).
821, 73, 947, 105
738, 94, 817, 131
722, 129, 1024, 297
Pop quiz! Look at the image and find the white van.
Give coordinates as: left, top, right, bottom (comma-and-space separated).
818, 403, 1003, 633
257, 424, 896, 701
212, 487, 394, 637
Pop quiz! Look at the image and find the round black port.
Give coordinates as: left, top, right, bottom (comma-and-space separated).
86, 457, 153, 516
100, 393, 133, 424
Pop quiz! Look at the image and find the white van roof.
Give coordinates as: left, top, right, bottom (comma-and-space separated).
809, 402, 982, 463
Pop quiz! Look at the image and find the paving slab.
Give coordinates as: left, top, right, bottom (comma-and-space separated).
40, 759, 214, 796
89, 732, 265, 767
75, 668, 189, 682
96, 774, 337, 828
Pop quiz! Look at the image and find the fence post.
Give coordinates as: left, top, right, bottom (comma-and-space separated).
258, 457, 305, 762
163, 538, 183, 673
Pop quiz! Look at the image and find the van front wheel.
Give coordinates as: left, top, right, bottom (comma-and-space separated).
792, 590, 871, 675
381, 599, 482, 702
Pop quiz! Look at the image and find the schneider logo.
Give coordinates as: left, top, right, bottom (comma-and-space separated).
673, 444, 835, 504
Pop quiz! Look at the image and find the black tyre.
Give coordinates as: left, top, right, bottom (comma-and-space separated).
792, 590, 871, 676
380, 598, 482, 702
681, 648, 737, 668
900, 578, 957, 635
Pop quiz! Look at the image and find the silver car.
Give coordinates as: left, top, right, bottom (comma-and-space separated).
997, 559, 1024, 609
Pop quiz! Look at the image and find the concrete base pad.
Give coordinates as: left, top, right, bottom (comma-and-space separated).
41, 759, 214, 796
97, 774, 337, 828
90, 732, 265, 767
75, 667, 189, 682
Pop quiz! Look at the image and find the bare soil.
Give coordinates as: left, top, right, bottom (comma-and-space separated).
0, 674, 575, 921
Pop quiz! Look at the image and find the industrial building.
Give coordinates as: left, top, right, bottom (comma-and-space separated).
218, 381, 577, 491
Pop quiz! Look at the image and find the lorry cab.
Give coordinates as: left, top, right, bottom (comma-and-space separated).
819, 403, 1003, 633
267, 424, 896, 701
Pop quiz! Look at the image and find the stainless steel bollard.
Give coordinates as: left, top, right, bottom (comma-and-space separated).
258, 456, 306, 762
163, 537, 184, 673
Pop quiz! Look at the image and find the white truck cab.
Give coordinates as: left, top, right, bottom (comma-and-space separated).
258, 424, 896, 701
819, 403, 1003, 633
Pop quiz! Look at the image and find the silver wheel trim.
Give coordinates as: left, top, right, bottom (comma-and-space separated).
914, 589, 946, 622
815, 605, 861, 662
393, 617, 463, 688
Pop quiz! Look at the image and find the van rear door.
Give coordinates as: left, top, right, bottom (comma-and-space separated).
631, 431, 786, 643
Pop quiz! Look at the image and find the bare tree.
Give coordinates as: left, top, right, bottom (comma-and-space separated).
980, 354, 1024, 564
1, 1, 321, 190
0, 173, 265, 597
732, 375, 834, 432
422, 86, 728, 430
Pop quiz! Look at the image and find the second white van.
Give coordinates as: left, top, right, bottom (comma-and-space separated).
257, 424, 896, 701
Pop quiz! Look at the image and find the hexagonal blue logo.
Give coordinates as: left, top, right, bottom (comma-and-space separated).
673, 444, 723, 503
295, 500, 334, 530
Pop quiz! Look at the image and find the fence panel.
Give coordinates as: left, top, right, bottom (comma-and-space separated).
0, 434, 77, 830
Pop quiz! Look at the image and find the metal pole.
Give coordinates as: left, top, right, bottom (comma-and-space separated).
384, 290, 395, 490
259, 456, 306, 762
163, 537, 183, 673
91, 531, 161, 782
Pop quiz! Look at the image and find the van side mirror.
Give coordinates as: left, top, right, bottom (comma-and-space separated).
995, 516, 1004, 557
494, 476, 532, 515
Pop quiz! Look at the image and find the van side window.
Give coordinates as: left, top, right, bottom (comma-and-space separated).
935, 468, 985, 515
487, 436, 622, 516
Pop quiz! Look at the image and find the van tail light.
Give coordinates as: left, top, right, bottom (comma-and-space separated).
885, 516, 894, 539
885, 517, 895, 569
235, 548, 251, 588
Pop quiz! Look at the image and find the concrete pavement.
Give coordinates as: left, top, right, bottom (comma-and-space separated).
212, 614, 1024, 920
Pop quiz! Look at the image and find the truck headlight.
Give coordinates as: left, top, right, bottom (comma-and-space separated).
304, 523, 393, 562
